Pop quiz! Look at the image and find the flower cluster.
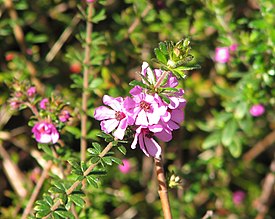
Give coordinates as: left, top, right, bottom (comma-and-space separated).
94, 62, 186, 159
9, 81, 71, 145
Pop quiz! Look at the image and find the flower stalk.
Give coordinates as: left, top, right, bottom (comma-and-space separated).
154, 157, 172, 219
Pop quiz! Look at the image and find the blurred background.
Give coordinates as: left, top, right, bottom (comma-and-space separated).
0, 0, 274, 218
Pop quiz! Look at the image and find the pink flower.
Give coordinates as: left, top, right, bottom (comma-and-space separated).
10, 100, 21, 109
127, 87, 167, 126
59, 110, 71, 122
233, 190, 245, 205
32, 121, 59, 144
39, 98, 49, 110
86, 0, 95, 2
118, 159, 131, 174
27, 86, 36, 97
131, 125, 166, 158
214, 47, 230, 63
94, 95, 134, 140
229, 44, 238, 51
250, 104, 265, 117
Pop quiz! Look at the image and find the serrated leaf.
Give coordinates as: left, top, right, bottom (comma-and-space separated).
117, 145, 127, 155
86, 175, 98, 188
222, 119, 237, 147
202, 132, 221, 149
69, 194, 85, 207
154, 48, 167, 64
55, 209, 74, 219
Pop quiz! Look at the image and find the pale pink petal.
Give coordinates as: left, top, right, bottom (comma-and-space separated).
101, 119, 119, 133
94, 106, 116, 120
143, 136, 161, 158
113, 119, 128, 140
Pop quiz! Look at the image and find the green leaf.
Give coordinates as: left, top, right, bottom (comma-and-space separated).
89, 78, 104, 89
69, 194, 85, 208
55, 209, 74, 219
37, 144, 53, 157
65, 126, 81, 139
36, 210, 51, 218
92, 142, 102, 153
221, 119, 237, 147
80, 161, 87, 172
228, 137, 242, 158
117, 145, 127, 155
154, 48, 167, 64
34, 203, 50, 212
92, 9, 106, 23
86, 175, 98, 188
109, 156, 122, 165
90, 156, 100, 164
52, 181, 65, 192
159, 42, 168, 55
102, 157, 112, 165
49, 187, 64, 194
129, 80, 148, 89
234, 102, 248, 119
202, 132, 221, 149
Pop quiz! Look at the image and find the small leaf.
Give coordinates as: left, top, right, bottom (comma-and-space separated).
52, 181, 65, 192
90, 156, 100, 164
222, 119, 237, 147
117, 145, 127, 155
80, 161, 87, 172
86, 175, 98, 188
34, 203, 50, 212
110, 156, 123, 165
69, 194, 85, 208
36, 210, 51, 218
102, 157, 112, 165
154, 48, 167, 64
65, 126, 81, 139
92, 142, 102, 153
129, 80, 148, 89
159, 42, 168, 55
49, 187, 64, 194
55, 209, 74, 219
202, 132, 221, 149
228, 137, 242, 158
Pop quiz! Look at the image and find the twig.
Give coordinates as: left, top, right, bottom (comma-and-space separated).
127, 4, 152, 35
255, 153, 275, 219
81, 2, 94, 162
21, 160, 53, 219
202, 210, 213, 219
243, 130, 275, 162
46, 15, 81, 62
42, 141, 114, 219
154, 157, 172, 219
0, 140, 28, 198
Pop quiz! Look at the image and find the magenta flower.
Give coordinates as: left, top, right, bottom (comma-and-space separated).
229, 44, 238, 51
250, 104, 265, 117
27, 86, 36, 97
32, 121, 59, 144
39, 98, 49, 110
233, 190, 245, 205
118, 159, 131, 174
131, 125, 163, 158
86, 0, 95, 2
94, 95, 134, 140
59, 110, 71, 122
127, 88, 167, 126
214, 47, 230, 63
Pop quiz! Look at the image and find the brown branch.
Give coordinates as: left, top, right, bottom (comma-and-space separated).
154, 157, 172, 219
46, 15, 81, 62
0, 140, 28, 198
21, 160, 53, 219
243, 130, 275, 162
81, 2, 94, 162
42, 141, 114, 219
254, 154, 275, 219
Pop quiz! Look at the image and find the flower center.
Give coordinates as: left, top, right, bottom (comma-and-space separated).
140, 100, 151, 112
143, 128, 154, 138
115, 111, 126, 121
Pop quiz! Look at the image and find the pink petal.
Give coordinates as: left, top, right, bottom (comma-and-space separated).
143, 136, 162, 158
94, 106, 116, 120
101, 119, 119, 133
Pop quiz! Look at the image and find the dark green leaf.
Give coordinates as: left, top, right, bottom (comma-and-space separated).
159, 42, 168, 55
92, 142, 102, 153
36, 210, 51, 218
90, 156, 100, 164
102, 157, 112, 165
52, 181, 65, 192
110, 156, 123, 165
117, 145, 127, 155
86, 175, 98, 188
129, 80, 148, 89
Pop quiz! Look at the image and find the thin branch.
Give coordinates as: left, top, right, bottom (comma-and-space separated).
0, 140, 28, 198
243, 130, 275, 162
42, 141, 114, 219
81, 2, 94, 162
154, 157, 172, 219
21, 160, 53, 219
46, 15, 81, 62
